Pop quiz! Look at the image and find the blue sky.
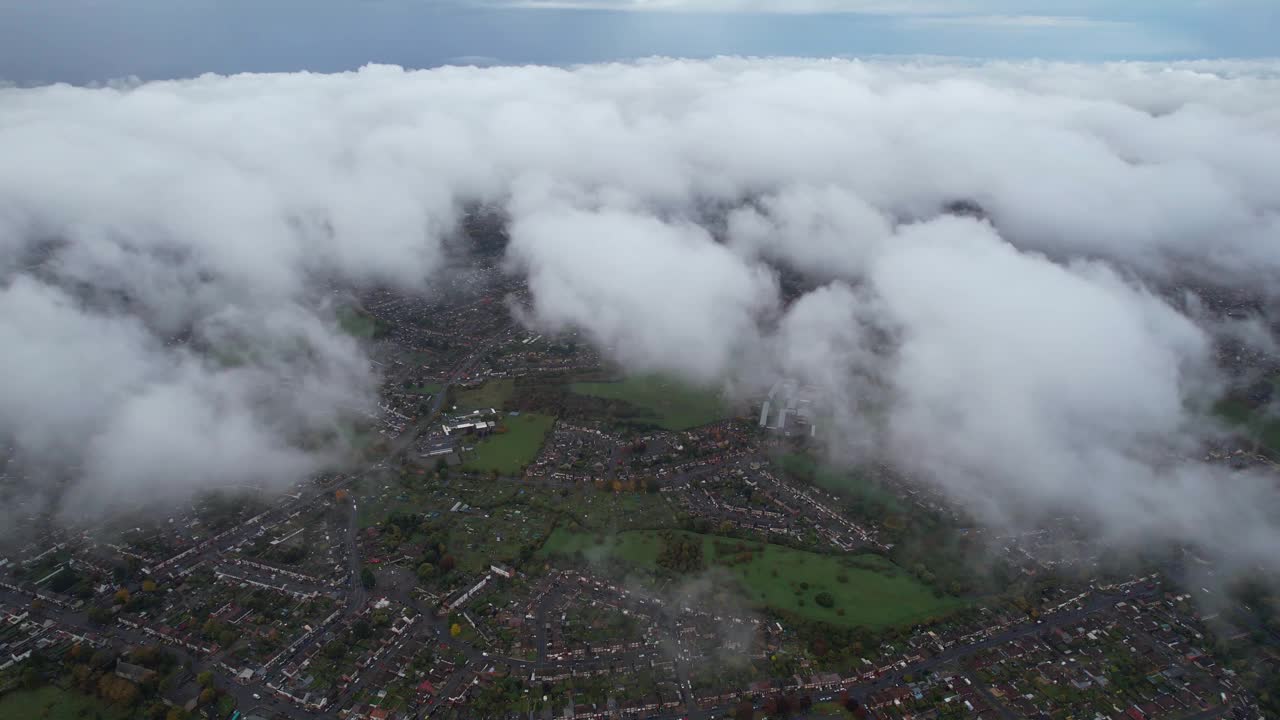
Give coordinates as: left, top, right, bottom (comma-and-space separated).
0, 0, 1275, 84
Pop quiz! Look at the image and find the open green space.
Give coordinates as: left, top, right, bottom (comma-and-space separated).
569, 374, 731, 431
405, 383, 442, 395
337, 306, 387, 340
462, 413, 555, 475
775, 453, 905, 515
0, 687, 130, 720
809, 702, 852, 718
1214, 392, 1280, 453
540, 529, 961, 629
541, 526, 666, 565
455, 378, 515, 410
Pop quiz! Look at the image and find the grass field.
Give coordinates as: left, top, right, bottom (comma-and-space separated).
541, 529, 961, 629
455, 378, 515, 410
0, 687, 130, 720
569, 375, 730, 431
462, 413, 555, 474
406, 383, 442, 395
809, 702, 852, 718
775, 454, 905, 514
1214, 395, 1280, 453
337, 306, 385, 339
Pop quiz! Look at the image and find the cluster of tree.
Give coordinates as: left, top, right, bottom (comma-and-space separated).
656, 532, 704, 574
50, 644, 200, 719
379, 510, 426, 551
594, 476, 659, 494
44, 566, 95, 599
764, 693, 813, 716
412, 529, 457, 585
463, 674, 527, 716
200, 618, 239, 648
712, 539, 764, 560
196, 492, 256, 534
274, 544, 309, 564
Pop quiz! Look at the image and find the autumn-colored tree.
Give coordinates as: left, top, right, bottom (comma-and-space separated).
811, 637, 829, 657
97, 674, 140, 706
113, 588, 130, 605
449, 623, 462, 638
141, 579, 157, 593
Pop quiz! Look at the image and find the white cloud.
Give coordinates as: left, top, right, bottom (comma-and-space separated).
2, 58, 1279, 571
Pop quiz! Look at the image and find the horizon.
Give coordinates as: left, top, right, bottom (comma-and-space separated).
2, 0, 1277, 85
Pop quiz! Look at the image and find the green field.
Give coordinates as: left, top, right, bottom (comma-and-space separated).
462, 413, 555, 474
455, 378, 515, 410
541, 529, 961, 629
775, 454, 905, 515
406, 383, 442, 395
1214, 394, 1280, 453
337, 306, 386, 340
0, 687, 129, 720
569, 375, 731, 431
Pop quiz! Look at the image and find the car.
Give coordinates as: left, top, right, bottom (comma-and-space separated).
253, 693, 261, 700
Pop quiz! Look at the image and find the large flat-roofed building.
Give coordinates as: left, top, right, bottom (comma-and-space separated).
758, 379, 817, 437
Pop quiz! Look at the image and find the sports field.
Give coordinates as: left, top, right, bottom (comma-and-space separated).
462, 413, 554, 474
540, 529, 961, 629
569, 375, 730, 431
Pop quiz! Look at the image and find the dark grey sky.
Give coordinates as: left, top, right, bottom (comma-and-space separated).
0, 0, 1276, 85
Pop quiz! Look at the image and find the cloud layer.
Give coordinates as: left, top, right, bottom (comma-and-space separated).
2, 58, 1279, 569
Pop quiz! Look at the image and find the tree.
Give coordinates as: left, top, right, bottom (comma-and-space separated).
416, 562, 435, 582
113, 588, 130, 605
450, 623, 463, 638
733, 699, 755, 720
811, 637, 830, 657
97, 675, 140, 706
360, 567, 376, 589
141, 579, 157, 593
217, 629, 237, 648
815, 592, 835, 609
440, 555, 457, 573
196, 671, 213, 688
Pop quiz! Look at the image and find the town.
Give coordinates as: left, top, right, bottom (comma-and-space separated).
1, 266, 1276, 720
